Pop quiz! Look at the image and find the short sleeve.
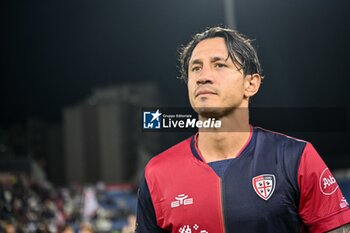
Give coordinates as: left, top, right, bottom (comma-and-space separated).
298, 143, 350, 232
135, 175, 168, 233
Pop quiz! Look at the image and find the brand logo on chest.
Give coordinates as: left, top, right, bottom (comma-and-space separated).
252, 174, 276, 201
171, 194, 194, 208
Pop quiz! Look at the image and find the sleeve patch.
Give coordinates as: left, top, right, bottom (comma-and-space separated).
319, 168, 339, 196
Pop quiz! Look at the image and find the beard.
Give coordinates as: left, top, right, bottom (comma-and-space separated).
194, 106, 236, 119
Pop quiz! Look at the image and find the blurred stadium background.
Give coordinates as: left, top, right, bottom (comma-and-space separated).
1, 0, 350, 232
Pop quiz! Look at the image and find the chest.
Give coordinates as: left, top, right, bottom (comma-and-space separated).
152, 151, 302, 232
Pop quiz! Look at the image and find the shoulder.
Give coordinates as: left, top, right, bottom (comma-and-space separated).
254, 126, 308, 148
145, 136, 193, 176
253, 126, 311, 166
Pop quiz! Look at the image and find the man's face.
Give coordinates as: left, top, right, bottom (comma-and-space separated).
187, 37, 248, 117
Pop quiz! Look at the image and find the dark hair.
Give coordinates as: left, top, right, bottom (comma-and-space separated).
179, 27, 264, 82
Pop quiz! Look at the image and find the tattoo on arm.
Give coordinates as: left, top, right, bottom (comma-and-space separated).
327, 223, 350, 233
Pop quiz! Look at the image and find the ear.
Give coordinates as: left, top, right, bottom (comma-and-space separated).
243, 73, 262, 98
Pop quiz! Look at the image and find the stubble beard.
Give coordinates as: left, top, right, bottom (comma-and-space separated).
194, 106, 236, 119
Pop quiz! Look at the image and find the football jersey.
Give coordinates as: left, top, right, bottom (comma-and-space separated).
136, 126, 350, 233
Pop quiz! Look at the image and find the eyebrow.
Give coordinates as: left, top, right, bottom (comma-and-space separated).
210, 56, 228, 62
189, 59, 202, 66
189, 56, 229, 66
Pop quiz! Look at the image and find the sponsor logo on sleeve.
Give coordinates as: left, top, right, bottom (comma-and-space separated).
340, 197, 349, 209
319, 168, 339, 195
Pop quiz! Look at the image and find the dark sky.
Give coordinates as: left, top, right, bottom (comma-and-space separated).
1, 0, 225, 125
1, 0, 350, 165
1, 0, 349, 123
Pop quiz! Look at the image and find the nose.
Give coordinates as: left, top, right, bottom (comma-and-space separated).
196, 66, 214, 85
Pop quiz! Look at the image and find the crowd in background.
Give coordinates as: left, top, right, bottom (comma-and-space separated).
0, 173, 137, 233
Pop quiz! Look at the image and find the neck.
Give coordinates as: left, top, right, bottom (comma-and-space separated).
197, 108, 251, 163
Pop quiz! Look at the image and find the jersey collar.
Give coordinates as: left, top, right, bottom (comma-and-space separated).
190, 125, 255, 163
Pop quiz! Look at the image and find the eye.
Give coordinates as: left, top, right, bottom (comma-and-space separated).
215, 63, 227, 68
191, 66, 202, 72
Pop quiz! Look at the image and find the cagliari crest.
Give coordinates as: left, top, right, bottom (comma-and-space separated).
252, 174, 276, 201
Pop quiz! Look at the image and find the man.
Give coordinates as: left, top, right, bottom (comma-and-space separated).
136, 27, 350, 232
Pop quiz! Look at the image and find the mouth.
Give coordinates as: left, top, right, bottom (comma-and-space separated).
195, 89, 217, 97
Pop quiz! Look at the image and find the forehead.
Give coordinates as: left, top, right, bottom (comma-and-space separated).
190, 37, 228, 62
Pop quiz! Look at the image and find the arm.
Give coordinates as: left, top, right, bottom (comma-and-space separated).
327, 223, 350, 233
135, 176, 168, 233
298, 143, 350, 232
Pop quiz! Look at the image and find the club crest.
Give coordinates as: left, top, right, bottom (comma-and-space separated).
252, 174, 276, 201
